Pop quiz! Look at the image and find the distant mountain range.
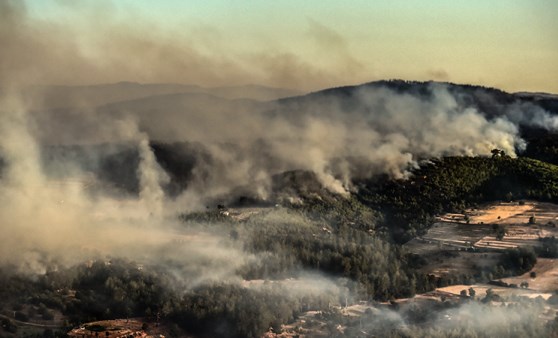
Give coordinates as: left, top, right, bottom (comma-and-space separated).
27, 80, 558, 112
25, 82, 303, 110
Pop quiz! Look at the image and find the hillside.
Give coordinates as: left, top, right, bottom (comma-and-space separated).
277, 79, 558, 117
357, 156, 558, 241
2, 80, 558, 337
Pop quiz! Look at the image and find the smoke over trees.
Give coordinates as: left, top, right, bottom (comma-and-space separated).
1, 2, 558, 337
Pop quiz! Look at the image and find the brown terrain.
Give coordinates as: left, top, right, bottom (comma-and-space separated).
67, 319, 166, 338
60, 201, 558, 337
405, 201, 558, 276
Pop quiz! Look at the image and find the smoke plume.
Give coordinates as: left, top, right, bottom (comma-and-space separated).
1, 0, 558, 294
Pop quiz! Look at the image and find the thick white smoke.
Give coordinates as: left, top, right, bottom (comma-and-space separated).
507, 101, 558, 130
144, 84, 539, 197
112, 117, 170, 216
0, 91, 247, 278
25, 83, 554, 201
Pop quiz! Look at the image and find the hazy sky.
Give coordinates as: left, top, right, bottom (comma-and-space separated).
15, 0, 558, 92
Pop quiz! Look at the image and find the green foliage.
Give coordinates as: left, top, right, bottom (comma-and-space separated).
493, 224, 507, 240
69, 260, 175, 322
0, 261, 177, 326
523, 132, 558, 165
178, 210, 230, 223
537, 236, 558, 258
172, 283, 334, 338
468, 287, 476, 298
499, 247, 537, 276
239, 209, 431, 300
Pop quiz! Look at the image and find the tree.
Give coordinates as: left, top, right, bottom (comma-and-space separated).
1, 318, 17, 333
482, 288, 494, 303
493, 224, 507, 240
468, 287, 476, 299
496, 228, 506, 240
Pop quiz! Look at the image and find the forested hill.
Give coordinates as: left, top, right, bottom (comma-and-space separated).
279, 79, 558, 116
277, 80, 558, 122
356, 156, 558, 242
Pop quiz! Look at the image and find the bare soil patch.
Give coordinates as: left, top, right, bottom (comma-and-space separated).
68, 319, 147, 337
437, 284, 552, 300
411, 201, 558, 252
466, 202, 535, 224
501, 258, 558, 293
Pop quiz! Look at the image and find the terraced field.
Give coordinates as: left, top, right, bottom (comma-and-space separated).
405, 201, 558, 276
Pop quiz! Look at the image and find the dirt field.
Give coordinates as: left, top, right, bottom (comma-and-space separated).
501, 258, 558, 293
470, 201, 558, 250
67, 319, 169, 338
68, 319, 147, 337
437, 284, 553, 300
462, 202, 535, 224
408, 201, 558, 252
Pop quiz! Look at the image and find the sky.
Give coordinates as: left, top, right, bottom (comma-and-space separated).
9, 0, 558, 92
